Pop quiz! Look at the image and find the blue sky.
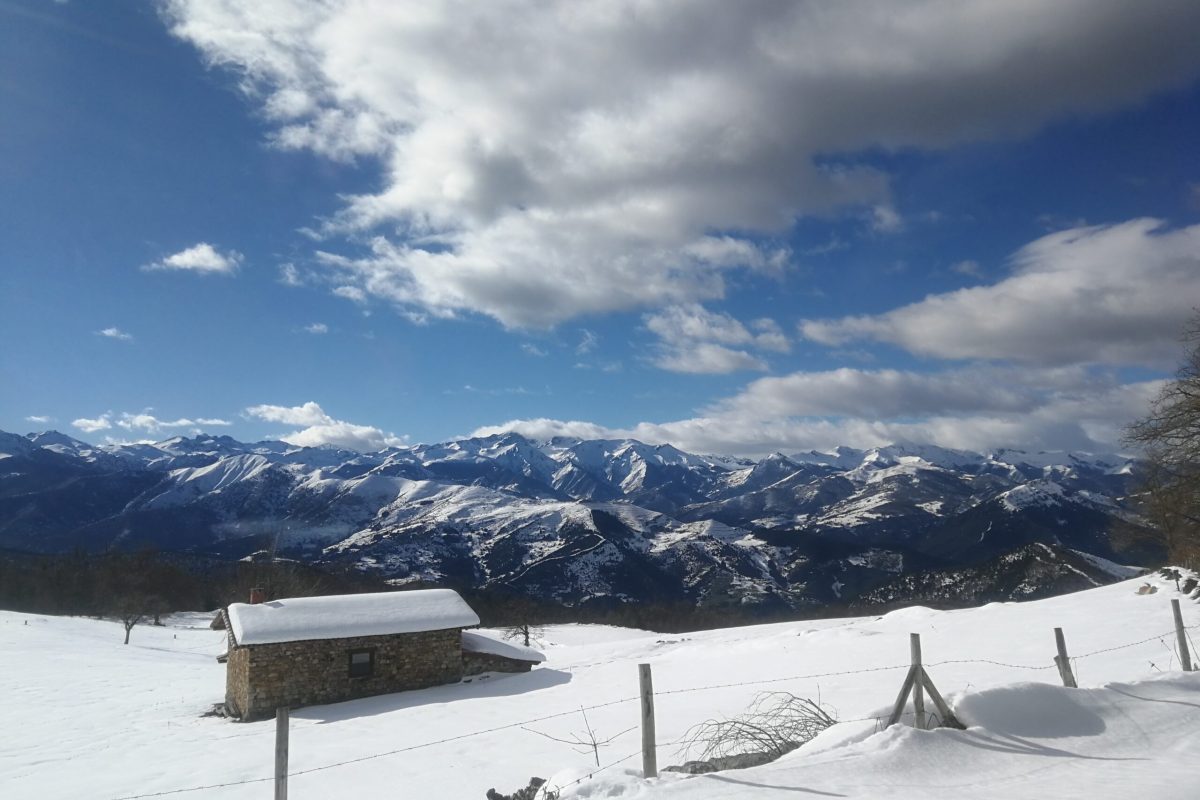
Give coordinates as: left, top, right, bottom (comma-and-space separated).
2, 0, 1199, 456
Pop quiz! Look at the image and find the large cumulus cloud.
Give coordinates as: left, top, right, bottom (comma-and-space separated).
162, 0, 1200, 327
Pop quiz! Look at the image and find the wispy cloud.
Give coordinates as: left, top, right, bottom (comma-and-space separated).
96, 327, 133, 341
279, 263, 304, 286
575, 330, 598, 355
116, 413, 231, 432
332, 285, 367, 303
303, 322, 329, 334
950, 259, 984, 278
71, 411, 231, 436
869, 204, 904, 233
143, 242, 242, 274
573, 361, 622, 373
25, 415, 54, 425
520, 343, 547, 357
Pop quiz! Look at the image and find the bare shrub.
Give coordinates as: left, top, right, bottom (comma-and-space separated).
676, 692, 837, 766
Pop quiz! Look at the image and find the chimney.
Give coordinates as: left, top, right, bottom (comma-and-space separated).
249, 587, 266, 605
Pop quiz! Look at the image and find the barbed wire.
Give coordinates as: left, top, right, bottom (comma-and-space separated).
1073, 628, 1178, 659
656, 663, 912, 696
107, 776, 273, 799
106, 694, 642, 800
927, 657, 1056, 671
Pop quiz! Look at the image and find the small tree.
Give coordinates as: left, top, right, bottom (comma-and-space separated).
1125, 314, 1200, 568
522, 707, 635, 766
503, 623, 544, 648
116, 595, 149, 645
147, 595, 171, 626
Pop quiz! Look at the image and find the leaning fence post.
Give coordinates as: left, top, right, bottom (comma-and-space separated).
638, 663, 657, 779
910, 633, 926, 729
1172, 599, 1194, 672
275, 706, 289, 800
1053, 628, 1077, 688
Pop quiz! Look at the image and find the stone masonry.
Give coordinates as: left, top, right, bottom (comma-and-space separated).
225, 627, 464, 721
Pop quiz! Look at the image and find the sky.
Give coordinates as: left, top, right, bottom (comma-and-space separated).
2, 0, 1200, 457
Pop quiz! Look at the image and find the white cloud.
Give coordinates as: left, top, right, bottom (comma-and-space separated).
472, 418, 615, 443
72, 415, 113, 433
96, 327, 133, 341
644, 304, 788, 373
25, 415, 54, 425
245, 401, 405, 451
654, 343, 768, 375
749, 319, 790, 353
801, 219, 1200, 367
245, 401, 330, 427
303, 322, 329, 334
520, 343, 547, 357
473, 365, 1162, 458
70, 412, 231, 435
707, 364, 1136, 424
163, 0, 1200, 326
144, 242, 242, 274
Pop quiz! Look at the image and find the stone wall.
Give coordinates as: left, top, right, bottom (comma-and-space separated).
462, 650, 536, 676
225, 628, 464, 720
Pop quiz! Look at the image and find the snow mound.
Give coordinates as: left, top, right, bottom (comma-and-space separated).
954, 680, 1106, 737
462, 630, 546, 663
227, 588, 480, 645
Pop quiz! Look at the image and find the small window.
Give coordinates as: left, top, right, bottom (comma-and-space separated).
348, 648, 375, 679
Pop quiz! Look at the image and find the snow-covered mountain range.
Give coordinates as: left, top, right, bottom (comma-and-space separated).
0, 429, 1152, 610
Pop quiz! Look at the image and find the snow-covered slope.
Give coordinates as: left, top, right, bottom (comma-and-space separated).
1, 573, 1196, 799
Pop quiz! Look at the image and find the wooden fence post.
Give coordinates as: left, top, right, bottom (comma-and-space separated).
918, 670, 964, 730
885, 633, 963, 730
1172, 599, 1193, 672
885, 663, 919, 728
275, 706, 289, 800
910, 634, 926, 730
638, 664, 657, 779
1053, 628, 1077, 688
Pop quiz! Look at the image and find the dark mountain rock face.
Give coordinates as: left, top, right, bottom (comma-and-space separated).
855, 543, 1145, 607
0, 429, 1156, 612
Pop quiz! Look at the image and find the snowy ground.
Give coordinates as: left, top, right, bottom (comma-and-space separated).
1, 572, 1197, 800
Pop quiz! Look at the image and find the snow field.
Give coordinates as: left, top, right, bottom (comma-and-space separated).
0, 573, 1197, 799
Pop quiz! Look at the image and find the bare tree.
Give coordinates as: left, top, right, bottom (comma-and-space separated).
1126, 314, 1200, 568
503, 623, 544, 648
116, 595, 150, 645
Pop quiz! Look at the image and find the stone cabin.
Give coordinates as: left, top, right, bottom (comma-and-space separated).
221, 588, 542, 721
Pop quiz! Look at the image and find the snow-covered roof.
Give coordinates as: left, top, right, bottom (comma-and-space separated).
461, 630, 546, 663
227, 589, 480, 646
